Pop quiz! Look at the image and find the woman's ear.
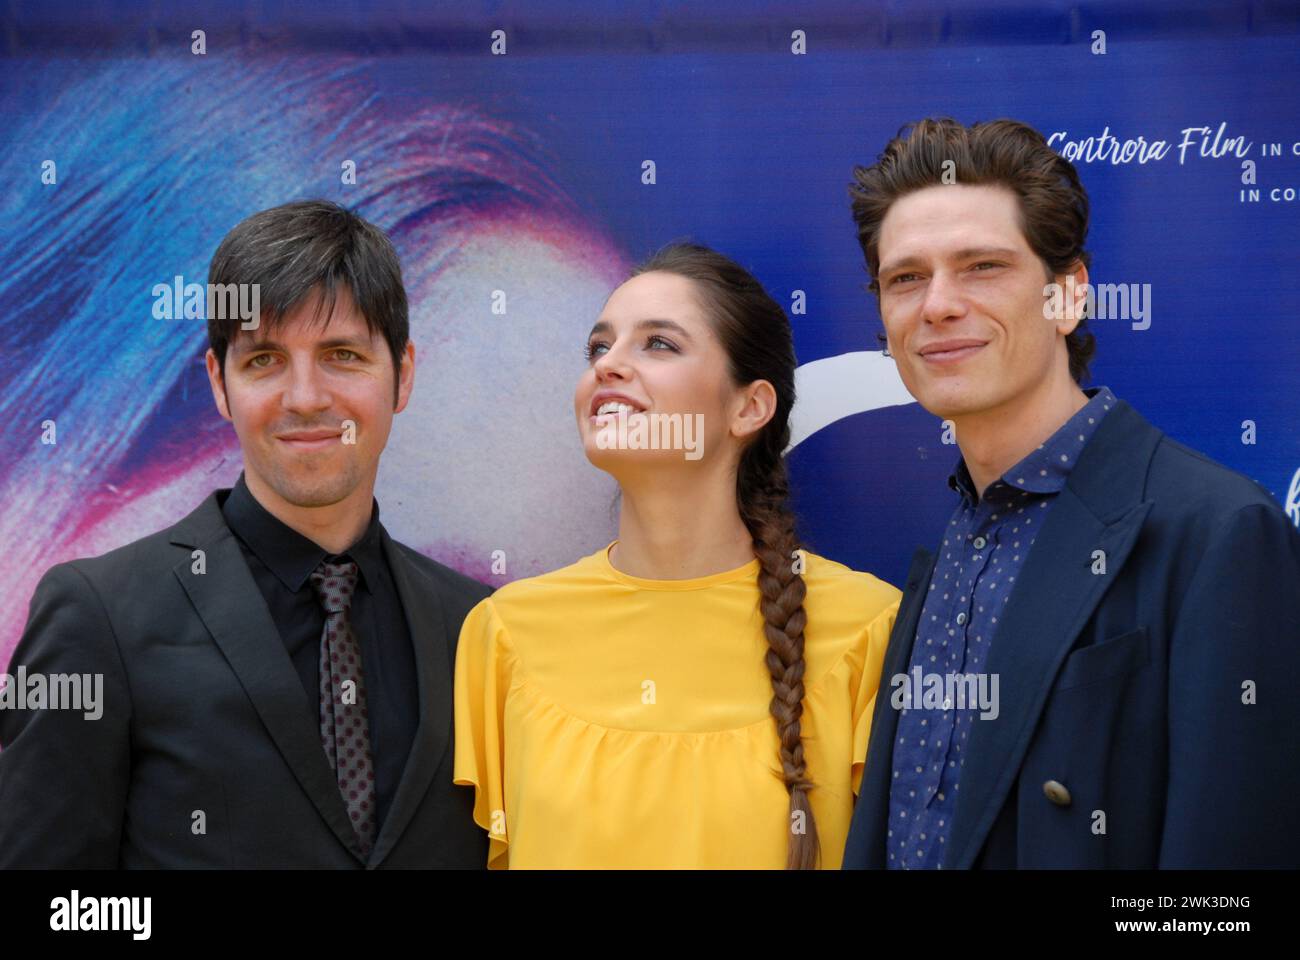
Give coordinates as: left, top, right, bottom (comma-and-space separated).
731, 379, 777, 440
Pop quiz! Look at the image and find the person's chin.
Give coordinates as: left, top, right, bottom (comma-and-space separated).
582, 442, 629, 473
913, 380, 987, 421
582, 441, 663, 475
267, 459, 362, 507
579, 422, 622, 461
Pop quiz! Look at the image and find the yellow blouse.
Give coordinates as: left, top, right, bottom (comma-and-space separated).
452, 542, 901, 869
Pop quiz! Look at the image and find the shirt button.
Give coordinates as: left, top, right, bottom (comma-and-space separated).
956, 612, 967, 625
972, 536, 987, 550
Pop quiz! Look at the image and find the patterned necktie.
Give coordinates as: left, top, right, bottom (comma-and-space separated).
309, 559, 376, 857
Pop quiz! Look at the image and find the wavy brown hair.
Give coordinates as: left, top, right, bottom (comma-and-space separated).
631, 242, 819, 869
848, 117, 1097, 383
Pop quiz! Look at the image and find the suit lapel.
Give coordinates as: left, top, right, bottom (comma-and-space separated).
945, 401, 1161, 867
853, 546, 936, 866
170, 494, 368, 862
367, 532, 454, 867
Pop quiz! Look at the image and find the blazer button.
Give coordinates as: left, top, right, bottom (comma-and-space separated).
1043, 780, 1072, 806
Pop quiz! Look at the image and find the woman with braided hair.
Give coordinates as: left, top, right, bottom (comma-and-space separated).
453, 242, 901, 868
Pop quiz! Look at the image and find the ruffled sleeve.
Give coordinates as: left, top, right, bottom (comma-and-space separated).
453, 597, 513, 869
850, 598, 900, 796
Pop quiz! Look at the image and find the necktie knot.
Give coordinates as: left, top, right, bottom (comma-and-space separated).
309, 560, 359, 614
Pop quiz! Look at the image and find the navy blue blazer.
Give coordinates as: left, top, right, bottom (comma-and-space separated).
843, 399, 1300, 868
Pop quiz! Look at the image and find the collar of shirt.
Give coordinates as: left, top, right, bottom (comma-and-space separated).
220, 472, 385, 595
948, 385, 1119, 508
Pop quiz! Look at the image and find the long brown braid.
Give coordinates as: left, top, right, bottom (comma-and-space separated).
631, 242, 818, 869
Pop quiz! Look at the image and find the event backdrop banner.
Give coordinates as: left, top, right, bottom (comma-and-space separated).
1, 1, 1298, 667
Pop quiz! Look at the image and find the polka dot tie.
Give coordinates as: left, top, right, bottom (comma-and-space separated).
309, 559, 375, 857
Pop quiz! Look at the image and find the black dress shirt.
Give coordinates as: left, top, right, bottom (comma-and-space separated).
220, 472, 417, 837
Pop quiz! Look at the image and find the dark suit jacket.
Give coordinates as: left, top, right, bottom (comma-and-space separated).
0, 490, 491, 868
844, 399, 1300, 868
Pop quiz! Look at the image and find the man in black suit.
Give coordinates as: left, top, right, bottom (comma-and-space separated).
0, 200, 489, 868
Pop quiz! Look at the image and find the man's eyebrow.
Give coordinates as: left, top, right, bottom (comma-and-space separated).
316, 337, 375, 351
878, 246, 1022, 277
233, 335, 375, 354
586, 318, 694, 340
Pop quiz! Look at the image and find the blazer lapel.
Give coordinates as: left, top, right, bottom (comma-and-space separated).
945, 401, 1161, 868
170, 493, 367, 862
366, 531, 454, 867
852, 546, 937, 866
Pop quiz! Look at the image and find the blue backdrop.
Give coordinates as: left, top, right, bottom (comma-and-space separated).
2, 0, 1298, 668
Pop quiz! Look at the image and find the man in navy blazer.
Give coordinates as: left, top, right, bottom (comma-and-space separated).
842, 118, 1300, 869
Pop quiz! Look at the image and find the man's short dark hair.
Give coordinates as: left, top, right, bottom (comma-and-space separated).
849, 118, 1097, 384
207, 199, 409, 399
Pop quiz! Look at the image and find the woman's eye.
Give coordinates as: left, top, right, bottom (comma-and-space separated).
585, 335, 677, 361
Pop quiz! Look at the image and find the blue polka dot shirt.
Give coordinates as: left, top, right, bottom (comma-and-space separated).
886, 385, 1118, 869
